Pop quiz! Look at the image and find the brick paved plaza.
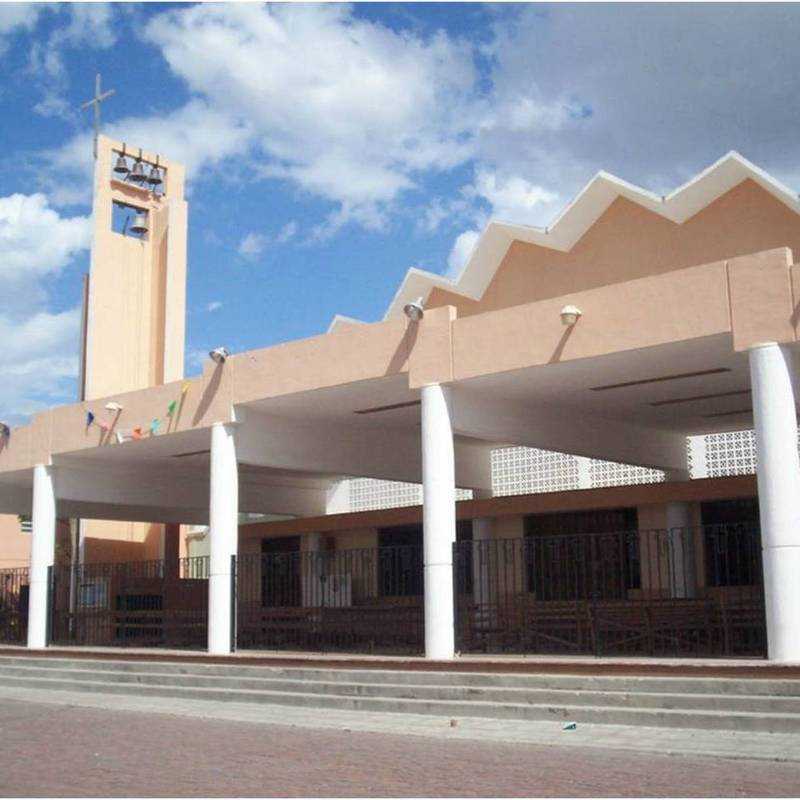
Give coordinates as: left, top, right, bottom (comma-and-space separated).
0, 698, 798, 797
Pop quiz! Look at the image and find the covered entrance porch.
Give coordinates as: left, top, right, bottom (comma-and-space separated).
0, 249, 798, 662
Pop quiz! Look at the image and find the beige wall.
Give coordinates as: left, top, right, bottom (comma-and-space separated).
427, 180, 800, 318
0, 514, 29, 569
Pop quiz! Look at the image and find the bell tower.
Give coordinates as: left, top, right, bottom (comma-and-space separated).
84, 135, 187, 400
79, 136, 188, 563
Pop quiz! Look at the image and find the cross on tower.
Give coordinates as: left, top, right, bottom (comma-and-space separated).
81, 73, 116, 159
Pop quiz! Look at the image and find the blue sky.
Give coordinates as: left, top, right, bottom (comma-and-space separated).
3, 2, 800, 424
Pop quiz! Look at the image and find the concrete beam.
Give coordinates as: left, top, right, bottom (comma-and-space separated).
450, 388, 688, 472
50, 460, 331, 518
236, 409, 493, 490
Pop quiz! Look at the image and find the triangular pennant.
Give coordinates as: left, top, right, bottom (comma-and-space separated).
86, 411, 95, 427
166, 400, 177, 416
98, 420, 110, 432
132, 427, 143, 440
150, 419, 161, 434
181, 381, 190, 394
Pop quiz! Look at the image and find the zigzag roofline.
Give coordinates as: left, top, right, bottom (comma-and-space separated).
329, 151, 800, 331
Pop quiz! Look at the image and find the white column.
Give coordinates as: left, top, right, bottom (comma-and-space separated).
749, 342, 800, 662
28, 464, 56, 649
208, 422, 239, 655
421, 383, 456, 660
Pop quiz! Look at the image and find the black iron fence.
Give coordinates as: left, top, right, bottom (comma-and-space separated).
236, 546, 424, 653
9, 520, 765, 658
0, 568, 29, 645
51, 557, 208, 648
454, 524, 766, 657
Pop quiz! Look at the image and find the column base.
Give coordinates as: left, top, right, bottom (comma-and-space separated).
763, 546, 800, 662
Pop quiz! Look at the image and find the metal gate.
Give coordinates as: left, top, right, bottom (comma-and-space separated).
454, 523, 766, 658
50, 557, 208, 648
0, 568, 28, 644
236, 545, 424, 653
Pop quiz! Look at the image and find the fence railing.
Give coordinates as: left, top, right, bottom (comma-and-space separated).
454, 524, 765, 657
236, 546, 425, 653
0, 568, 29, 645
50, 556, 209, 649
8, 521, 767, 658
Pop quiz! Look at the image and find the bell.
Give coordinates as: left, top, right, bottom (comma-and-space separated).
113, 154, 130, 175
129, 159, 146, 183
129, 212, 148, 235
147, 165, 163, 187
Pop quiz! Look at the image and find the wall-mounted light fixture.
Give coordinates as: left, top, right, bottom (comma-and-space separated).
560, 304, 582, 327
403, 296, 425, 321
209, 346, 230, 364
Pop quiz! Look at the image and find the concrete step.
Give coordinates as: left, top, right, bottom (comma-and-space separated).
2, 666, 800, 733
1, 655, 797, 696
1, 662, 798, 715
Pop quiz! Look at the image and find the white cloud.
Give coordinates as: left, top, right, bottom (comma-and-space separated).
0, 308, 81, 425
0, 193, 91, 306
28, 4, 118, 120
478, 5, 800, 201
206, 301, 222, 312
236, 221, 298, 259
0, 3, 43, 54
0, 193, 90, 422
237, 232, 268, 260
275, 220, 298, 244
447, 229, 480, 279
443, 169, 560, 280
138, 3, 479, 228
466, 170, 558, 225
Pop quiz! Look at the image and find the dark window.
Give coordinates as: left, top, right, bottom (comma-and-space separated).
261, 536, 301, 607
454, 520, 473, 595
378, 525, 422, 597
701, 499, 761, 587
524, 508, 638, 600
376, 522, 473, 598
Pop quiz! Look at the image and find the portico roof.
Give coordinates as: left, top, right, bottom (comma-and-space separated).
0, 241, 797, 525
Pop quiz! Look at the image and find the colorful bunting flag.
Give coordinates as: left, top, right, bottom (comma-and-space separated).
166, 400, 177, 416
181, 382, 190, 394
86, 411, 95, 427
98, 420, 110, 432
150, 419, 161, 434
105, 401, 123, 413
132, 427, 143, 440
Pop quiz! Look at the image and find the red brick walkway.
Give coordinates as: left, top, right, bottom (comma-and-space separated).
0, 699, 798, 797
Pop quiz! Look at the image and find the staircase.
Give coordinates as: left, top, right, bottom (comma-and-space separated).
1, 655, 799, 734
